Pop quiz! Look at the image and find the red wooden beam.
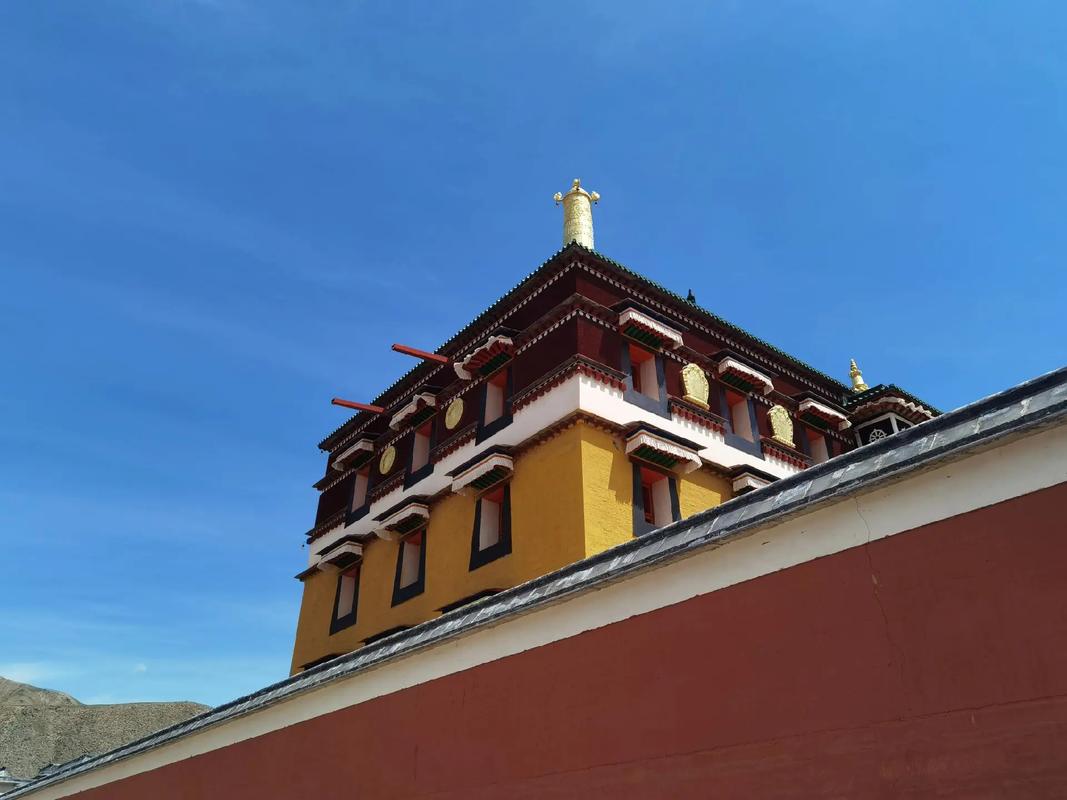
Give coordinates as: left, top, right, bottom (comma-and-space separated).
392, 343, 450, 364
331, 398, 385, 414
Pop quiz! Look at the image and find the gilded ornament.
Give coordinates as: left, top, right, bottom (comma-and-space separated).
554, 178, 600, 249
444, 397, 464, 430
680, 363, 710, 410
379, 445, 397, 475
768, 405, 795, 447
849, 358, 869, 393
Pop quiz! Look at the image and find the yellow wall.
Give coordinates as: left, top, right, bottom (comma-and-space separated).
577, 422, 732, 558
291, 423, 587, 673
578, 424, 634, 557
291, 420, 733, 673
676, 463, 731, 520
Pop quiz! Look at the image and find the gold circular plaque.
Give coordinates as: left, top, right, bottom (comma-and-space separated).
378, 445, 396, 475
444, 397, 464, 430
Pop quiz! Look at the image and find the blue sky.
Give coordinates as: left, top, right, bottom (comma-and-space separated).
1, 1, 1064, 707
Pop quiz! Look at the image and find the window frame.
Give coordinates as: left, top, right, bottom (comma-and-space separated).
801, 426, 832, 464
718, 384, 763, 457
329, 566, 360, 634
404, 419, 436, 489
631, 463, 681, 536
621, 341, 670, 418
855, 412, 910, 446
476, 366, 513, 443
469, 484, 513, 570
346, 467, 371, 525
391, 530, 427, 606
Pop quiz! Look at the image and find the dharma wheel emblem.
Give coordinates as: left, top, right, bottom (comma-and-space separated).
768, 405, 795, 447
867, 428, 888, 443
379, 445, 397, 475
444, 397, 464, 430
680, 363, 710, 410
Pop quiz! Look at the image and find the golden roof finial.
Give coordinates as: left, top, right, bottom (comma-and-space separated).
554, 178, 600, 249
849, 359, 869, 392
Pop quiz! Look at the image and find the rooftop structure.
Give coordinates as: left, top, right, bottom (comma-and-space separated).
292, 181, 938, 672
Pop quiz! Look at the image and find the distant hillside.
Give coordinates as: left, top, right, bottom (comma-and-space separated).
0, 677, 209, 781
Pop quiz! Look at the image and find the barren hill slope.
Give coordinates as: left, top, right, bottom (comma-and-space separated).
0, 677, 208, 780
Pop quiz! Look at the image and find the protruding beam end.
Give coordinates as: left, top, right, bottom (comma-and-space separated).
331, 398, 385, 414
391, 344, 451, 364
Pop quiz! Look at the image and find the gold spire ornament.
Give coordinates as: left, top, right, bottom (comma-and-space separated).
554, 179, 600, 250
849, 359, 869, 393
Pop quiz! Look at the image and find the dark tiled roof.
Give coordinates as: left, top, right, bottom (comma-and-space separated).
13, 365, 1067, 800
843, 383, 941, 414
320, 243, 860, 450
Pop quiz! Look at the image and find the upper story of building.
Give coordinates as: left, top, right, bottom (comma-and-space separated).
290, 180, 939, 672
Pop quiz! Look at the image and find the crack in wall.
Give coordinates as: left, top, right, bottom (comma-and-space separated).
854, 497, 909, 696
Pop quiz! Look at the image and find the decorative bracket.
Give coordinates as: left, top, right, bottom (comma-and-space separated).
798, 398, 852, 431
454, 336, 514, 380
717, 357, 773, 395
450, 451, 514, 496
624, 426, 702, 474
618, 308, 683, 350
316, 537, 364, 572
331, 437, 375, 471
389, 393, 437, 431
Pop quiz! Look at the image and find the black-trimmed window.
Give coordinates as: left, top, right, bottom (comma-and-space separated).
803, 427, 831, 464
470, 485, 512, 569
622, 342, 668, 417
405, 420, 434, 488
632, 464, 680, 536
856, 414, 909, 446
391, 530, 426, 605
721, 387, 761, 456
477, 367, 512, 442
330, 566, 360, 634
347, 467, 370, 524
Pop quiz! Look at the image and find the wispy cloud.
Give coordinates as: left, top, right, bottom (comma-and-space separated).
0, 661, 76, 686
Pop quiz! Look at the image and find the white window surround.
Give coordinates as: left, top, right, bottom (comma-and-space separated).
798, 399, 852, 431
618, 309, 684, 349
646, 473, 674, 527
309, 372, 800, 566
484, 381, 505, 424
717, 357, 774, 396
398, 538, 422, 588
628, 346, 660, 401
351, 472, 369, 511
411, 429, 431, 472
729, 397, 755, 442
477, 497, 502, 550
335, 572, 358, 618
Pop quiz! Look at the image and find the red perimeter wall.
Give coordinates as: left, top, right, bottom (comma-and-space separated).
76, 484, 1067, 798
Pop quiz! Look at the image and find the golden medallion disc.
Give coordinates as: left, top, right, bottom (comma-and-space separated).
444, 397, 464, 430
379, 445, 397, 475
